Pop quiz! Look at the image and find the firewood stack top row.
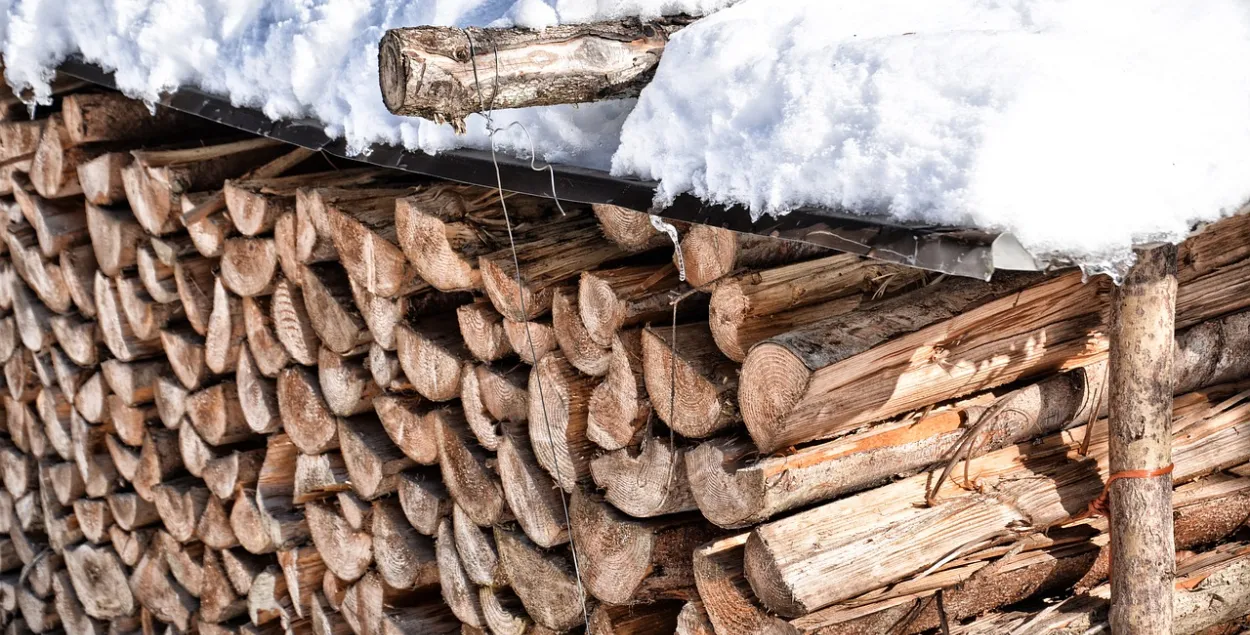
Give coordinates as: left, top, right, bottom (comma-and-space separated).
0, 79, 1247, 635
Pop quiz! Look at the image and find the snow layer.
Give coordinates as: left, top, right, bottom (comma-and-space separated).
0, 0, 738, 169
2, 0, 1250, 268
614, 0, 1250, 268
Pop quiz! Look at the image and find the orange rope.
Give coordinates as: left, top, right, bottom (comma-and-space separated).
1074, 463, 1174, 576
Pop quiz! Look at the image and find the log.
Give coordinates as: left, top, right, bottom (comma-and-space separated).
679, 224, 831, 289
461, 363, 504, 451
479, 213, 629, 321
528, 353, 595, 492
341, 572, 459, 635
277, 366, 340, 454
94, 271, 162, 361
59, 243, 99, 316
49, 314, 98, 368
200, 549, 247, 623
241, 295, 290, 377
324, 184, 427, 298
494, 527, 587, 632
206, 278, 246, 374
310, 590, 351, 635
251, 434, 311, 551
396, 469, 451, 537
301, 263, 370, 354
435, 517, 487, 628
220, 237, 278, 297
691, 533, 788, 635
294, 452, 352, 504
592, 204, 675, 253
115, 274, 183, 340
435, 407, 509, 526
586, 332, 649, 451
133, 428, 183, 502
108, 491, 160, 531
197, 495, 240, 550
378, 20, 691, 124
552, 286, 612, 376
29, 114, 93, 199
223, 168, 386, 237
476, 363, 529, 426
371, 498, 438, 591
65, 542, 136, 618
709, 254, 924, 362
317, 347, 380, 417
61, 93, 205, 145
457, 300, 512, 362
173, 253, 218, 335
15, 584, 60, 632
0, 120, 45, 197
497, 421, 568, 548
503, 316, 558, 365
305, 499, 372, 583
77, 152, 131, 206
203, 448, 266, 500
50, 345, 87, 399
52, 569, 107, 635
588, 601, 684, 634
72, 498, 112, 543
339, 414, 416, 500
237, 348, 280, 434
160, 532, 205, 596
129, 547, 197, 631
278, 545, 328, 619
247, 565, 294, 625
641, 323, 739, 438
152, 477, 210, 542
221, 548, 269, 596
579, 263, 695, 348
591, 437, 697, 517
14, 169, 89, 255
741, 384, 1250, 618
109, 525, 156, 567
182, 146, 319, 226
272, 277, 322, 366
159, 326, 212, 391
186, 381, 252, 446
395, 313, 470, 402
451, 504, 503, 587
480, 587, 553, 635
570, 488, 712, 605
184, 197, 236, 259
11, 278, 56, 351
676, 601, 716, 635
374, 393, 438, 466
367, 343, 410, 393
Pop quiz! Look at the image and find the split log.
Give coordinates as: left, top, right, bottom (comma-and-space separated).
0, 120, 45, 196
339, 414, 416, 500
587, 331, 649, 451
36, 388, 73, 461
396, 469, 452, 536
241, 295, 290, 377
248, 564, 294, 625
152, 477, 210, 543
479, 212, 629, 321
53, 569, 107, 635
593, 204, 675, 253
206, 278, 245, 374
184, 200, 236, 259
237, 348, 280, 435
691, 533, 787, 635
588, 601, 684, 634
579, 263, 695, 348
374, 393, 438, 466
251, 434, 311, 551
341, 571, 459, 635
679, 224, 830, 289
301, 263, 371, 354
71, 498, 112, 543
310, 591, 350, 635
160, 532, 205, 596
129, 547, 197, 631
461, 363, 504, 451
159, 326, 212, 391
378, 20, 691, 123
435, 407, 510, 526
94, 272, 162, 361
372, 498, 439, 591
182, 146, 318, 226
45, 458, 85, 506
101, 357, 162, 406
49, 347, 87, 399
435, 517, 487, 628
200, 549, 247, 623
59, 243, 99, 316
29, 115, 93, 199
77, 152, 130, 205
173, 254, 218, 335
591, 437, 697, 517
552, 287, 613, 377
84, 203, 144, 277
14, 172, 89, 255
272, 278, 322, 366
317, 347, 380, 417
203, 448, 266, 500
367, 344, 410, 393
305, 499, 372, 583
457, 300, 512, 362
642, 323, 738, 438
528, 353, 595, 492
451, 504, 504, 587
223, 168, 386, 237
115, 274, 183, 340
277, 366, 339, 454
480, 587, 554, 635
494, 527, 588, 632
278, 545, 328, 619
503, 316, 558, 365
15, 584, 60, 632
133, 428, 183, 502
570, 488, 711, 604
497, 421, 569, 548
395, 313, 470, 401
108, 491, 160, 531
109, 525, 156, 567
476, 363, 529, 425
186, 382, 252, 446
10, 279, 55, 351
294, 452, 352, 504
220, 237, 278, 297
125, 137, 287, 235
324, 185, 432, 298
61, 93, 205, 145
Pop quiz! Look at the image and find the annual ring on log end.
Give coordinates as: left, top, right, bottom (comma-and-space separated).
740, 343, 813, 452
685, 442, 765, 529
378, 33, 413, 116
742, 530, 806, 618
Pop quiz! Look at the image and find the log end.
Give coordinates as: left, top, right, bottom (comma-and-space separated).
708, 281, 750, 362
685, 441, 766, 529
739, 342, 813, 453
743, 530, 807, 619
641, 328, 726, 438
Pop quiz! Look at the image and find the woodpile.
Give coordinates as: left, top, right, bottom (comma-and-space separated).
0, 80, 1248, 635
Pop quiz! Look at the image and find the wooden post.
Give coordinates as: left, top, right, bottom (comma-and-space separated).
1108, 244, 1177, 634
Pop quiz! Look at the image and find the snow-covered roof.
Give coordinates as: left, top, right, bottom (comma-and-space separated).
4, 0, 1250, 275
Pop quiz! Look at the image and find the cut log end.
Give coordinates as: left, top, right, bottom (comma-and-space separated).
739, 343, 813, 452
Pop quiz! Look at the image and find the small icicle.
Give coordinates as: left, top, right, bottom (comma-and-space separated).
143, 99, 158, 116
649, 214, 686, 282
25, 100, 37, 120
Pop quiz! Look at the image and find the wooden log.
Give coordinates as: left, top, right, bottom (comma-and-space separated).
223, 168, 386, 237
691, 533, 787, 635
277, 366, 339, 454
591, 437, 697, 517
36, 387, 74, 461
587, 332, 649, 451
372, 498, 438, 591
10, 278, 55, 351
642, 323, 738, 438
593, 204, 675, 253
184, 200, 236, 259
248, 564, 294, 625
461, 363, 503, 451
204, 448, 266, 500
125, 137, 287, 235
305, 499, 372, 583
497, 421, 568, 548
588, 601, 684, 634
206, 278, 246, 374
301, 263, 371, 354
479, 213, 629, 321
109, 525, 156, 567
220, 237, 278, 297
173, 254, 218, 335
72, 498, 113, 544
435, 407, 509, 526
494, 527, 587, 632
374, 393, 438, 466
60, 243, 99, 317
277, 545, 327, 619
395, 313, 470, 402
49, 346, 87, 399
94, 271, 162, 361
294, 452, 352, 504
339, 414, 416, 500
53, 569, 107, 635
477, 363, 529, 425
108, 491, 160, 531
241, 295, 290, 377
579, 263, 695, 348
341, 571, 458, 635
129, 547, 197, 631
503, 316, 558, 365
317, 347, 380, 417
309, 590, 351, 635
198, 495, 240, 550
77, 152, 131, 206
182, 146, 319, 226
679, 225, 831, 289
187, 381, 252, 446
367, 343, 411, 393
14, 170, 89, 254
28, 114, 92, 199
396, 469, 451, 537
451, 504, 503, 587
133, 428, 182, 502
552, 286, 614, 377
219, 548, 269, 597
272, 277, 321, 366
528, 353, 595, 492
159, 326, 212, 391
115, 274, 183, 340
378, 20, 690, 123
324, 185, 430, 298
45, 458, 85, 506
479, 587, 554, 635
435, 517, 487, 628
200, 549, 247, 623
740, 385, 1250, 618
570, 488, 711, 604
160, 532, 205, 596
153, 477, 210, 543
237, 348, 280, 435
457, 300, 512, 362
15, 584, 60, 633
84, 203, 145, 277
0, 120, 45, 197
62, 544, 135, 622
61, 93, 205, 145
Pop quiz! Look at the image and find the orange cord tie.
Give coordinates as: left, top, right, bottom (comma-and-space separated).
1073, 463, 1175, 579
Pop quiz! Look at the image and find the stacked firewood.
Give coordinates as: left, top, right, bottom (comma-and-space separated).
0, 81, 1249, 635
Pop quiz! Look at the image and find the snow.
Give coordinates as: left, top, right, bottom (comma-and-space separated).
2, 0, 1250, 271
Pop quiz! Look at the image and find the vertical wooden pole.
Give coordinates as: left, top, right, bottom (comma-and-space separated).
1108, 243, 1177, 634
